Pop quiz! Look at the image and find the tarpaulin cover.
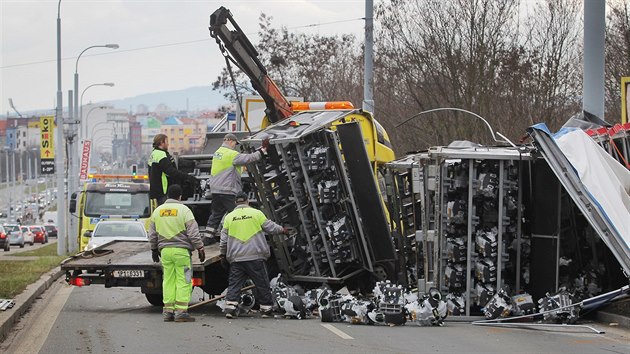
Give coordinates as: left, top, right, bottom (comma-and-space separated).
529, 124, 630, 273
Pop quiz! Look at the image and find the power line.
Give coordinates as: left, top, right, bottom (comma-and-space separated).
0, 17, 365, 70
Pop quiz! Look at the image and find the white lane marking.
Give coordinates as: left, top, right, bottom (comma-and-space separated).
321, 323, 354, 340
17, 284, 73, 354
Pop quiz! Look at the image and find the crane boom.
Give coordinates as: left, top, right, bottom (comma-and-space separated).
209, 6, 293, 124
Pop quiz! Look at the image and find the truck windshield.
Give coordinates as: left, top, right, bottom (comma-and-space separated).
84, 191, 151, 218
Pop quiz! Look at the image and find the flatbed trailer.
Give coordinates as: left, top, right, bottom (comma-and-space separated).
60, 240, 228, 306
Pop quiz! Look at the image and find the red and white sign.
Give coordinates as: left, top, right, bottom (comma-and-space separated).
79, 140, 92, 181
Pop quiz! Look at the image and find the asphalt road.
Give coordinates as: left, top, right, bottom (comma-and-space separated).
1, 280, 628, 354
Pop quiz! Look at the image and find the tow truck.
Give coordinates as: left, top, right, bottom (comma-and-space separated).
61, 6, 403, 305
68, 174, 155, 251
203, 7, 401, 285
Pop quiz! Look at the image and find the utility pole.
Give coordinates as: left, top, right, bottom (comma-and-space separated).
363, 0, 375, 113
583, 0, 605, 119
56, 0, 67, 256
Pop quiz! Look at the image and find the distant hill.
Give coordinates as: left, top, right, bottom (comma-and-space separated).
0, 86, 231, 119
101, 86, 230, 112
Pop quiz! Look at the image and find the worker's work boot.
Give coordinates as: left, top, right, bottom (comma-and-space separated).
174, 310, 195, 322
260, 305, 274, 318
202, 228, 220, 245
163, 310, 175, 322
224, 301, 238, 319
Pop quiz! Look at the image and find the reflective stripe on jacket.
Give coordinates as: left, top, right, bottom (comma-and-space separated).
219, 205, 284, 263
208, 145, 262, 195
149, 199, 203, 251
148, 149, 169, 198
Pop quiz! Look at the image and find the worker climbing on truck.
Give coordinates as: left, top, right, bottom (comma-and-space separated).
149, 184, 205, 323
205, 133, 269, 240
149, 133, 199, 205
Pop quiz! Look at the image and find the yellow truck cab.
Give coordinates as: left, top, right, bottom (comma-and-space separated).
69, 176, 155, 251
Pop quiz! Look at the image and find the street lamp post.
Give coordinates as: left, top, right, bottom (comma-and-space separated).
80, 83, 114, 140
3, 147, 11, 221
56, 0, 66, 256
74, 44, 118, 142
90, 121, 114, 141
69, 44, 118, 254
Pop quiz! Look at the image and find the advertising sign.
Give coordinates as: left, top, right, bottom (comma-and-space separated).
79, 140, 92, 181
39, 115, 55, 174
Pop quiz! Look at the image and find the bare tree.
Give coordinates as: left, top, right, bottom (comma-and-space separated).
605, 0, 630, 122
375, 0, 582, 153
522, 0, 582, 130
212, 13, 365, 107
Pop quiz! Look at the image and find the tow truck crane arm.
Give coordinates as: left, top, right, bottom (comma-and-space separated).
209, 6, 293, 124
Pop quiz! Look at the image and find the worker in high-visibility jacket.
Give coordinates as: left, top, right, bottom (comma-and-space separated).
148, 134, 199, 205
149, 184, 205, 322
220, 192, 289, 318
206, 133, 269, 238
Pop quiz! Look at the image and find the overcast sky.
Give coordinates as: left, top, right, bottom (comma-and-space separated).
0, 0, 370, 115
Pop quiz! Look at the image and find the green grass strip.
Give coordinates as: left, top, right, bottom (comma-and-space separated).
0, 244, 66, 298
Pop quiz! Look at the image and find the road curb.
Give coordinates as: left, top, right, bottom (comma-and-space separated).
0, 267, 64, 342
596, 311, 630, 329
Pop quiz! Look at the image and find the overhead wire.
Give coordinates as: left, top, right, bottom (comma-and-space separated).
0, 17, 364, 70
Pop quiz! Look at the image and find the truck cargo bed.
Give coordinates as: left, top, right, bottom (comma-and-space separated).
61, 240, 222, 272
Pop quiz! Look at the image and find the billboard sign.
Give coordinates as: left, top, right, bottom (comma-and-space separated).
39, 115, 55, 174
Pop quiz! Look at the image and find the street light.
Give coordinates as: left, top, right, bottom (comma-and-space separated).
81, 83, 114, 140
74, 44, 118, 130
71, 44, 118, 253
55, 0, 65, 256
90, 121, 114, 142
84, 105, 107, 139
8, 98, 24, 118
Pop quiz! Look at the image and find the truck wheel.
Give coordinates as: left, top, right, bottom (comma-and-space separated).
145, 293, 163, 306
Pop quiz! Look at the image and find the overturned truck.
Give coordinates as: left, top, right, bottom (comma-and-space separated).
382, 124, 630, 318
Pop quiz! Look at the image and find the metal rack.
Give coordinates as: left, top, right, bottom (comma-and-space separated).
243, 110, 394, 284
385, 146, 533, 316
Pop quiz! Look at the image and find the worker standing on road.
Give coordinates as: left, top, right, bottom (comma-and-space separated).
149, 184, 205, 323
220, 191, 288, 318
206, 133, 269, 238
148, 134, 198, 205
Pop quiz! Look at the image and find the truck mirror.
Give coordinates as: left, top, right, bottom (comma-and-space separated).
69, 192, 77, 213
83, 230, 92, 238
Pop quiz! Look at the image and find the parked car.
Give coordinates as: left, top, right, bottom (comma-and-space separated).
3, 224, 25, 248
28, 225, 48, 244
20, 226, 35, 246
86, 220, 148, 250
0, 225, 9, 251
44, 224, 58, 238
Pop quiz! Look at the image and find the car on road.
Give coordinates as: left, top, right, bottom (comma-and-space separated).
86, 220, 148, 250
20, 226, 35, 245
3, 224, 25, 248
28, 225, 48, 244
44, 224, 58, 238
0, 225, 10, 251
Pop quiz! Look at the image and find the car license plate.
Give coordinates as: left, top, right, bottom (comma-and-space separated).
112, 270, 144, 278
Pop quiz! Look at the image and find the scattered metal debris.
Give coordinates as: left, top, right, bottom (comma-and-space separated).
0, 299, 15, 311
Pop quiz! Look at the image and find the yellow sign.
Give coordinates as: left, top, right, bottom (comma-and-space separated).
159, 209, 178, 217
40, 116, 55, 159
622, 77, 630, 124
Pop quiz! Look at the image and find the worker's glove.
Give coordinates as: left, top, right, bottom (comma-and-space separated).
261, 138, 270, 150
151, 249, 160, 263
219, 254, 229, 269
197, 247, 206, 262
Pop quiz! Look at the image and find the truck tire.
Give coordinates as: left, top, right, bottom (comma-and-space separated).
145, 293, 163, 306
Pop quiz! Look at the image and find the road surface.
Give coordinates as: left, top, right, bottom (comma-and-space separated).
1, 279, 628, 354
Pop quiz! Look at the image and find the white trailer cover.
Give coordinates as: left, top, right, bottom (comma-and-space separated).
529, 124, 630, 275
